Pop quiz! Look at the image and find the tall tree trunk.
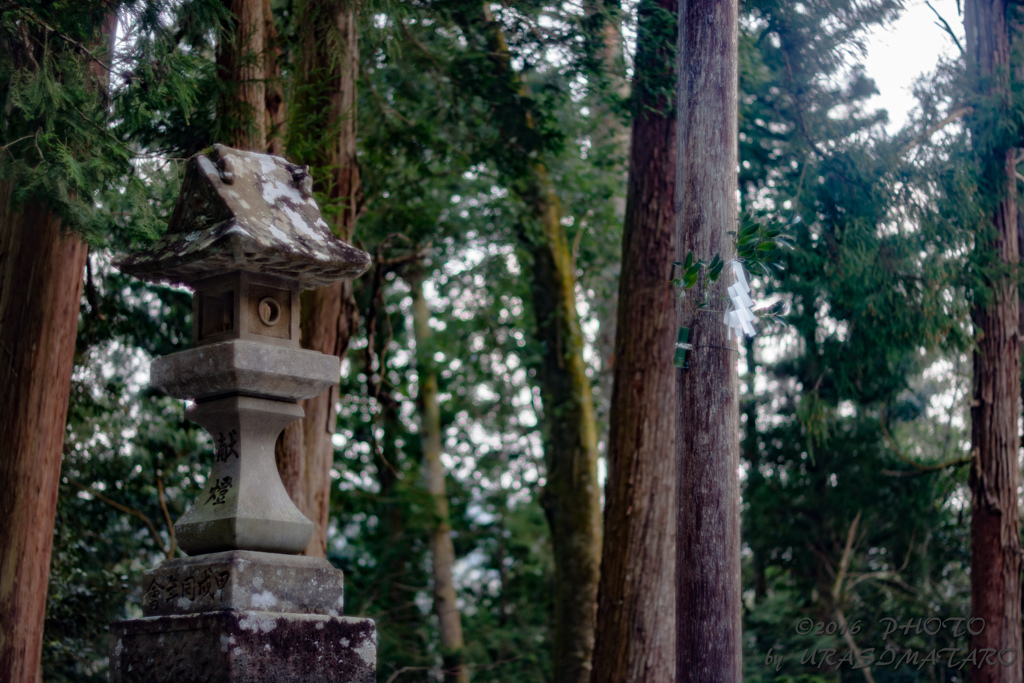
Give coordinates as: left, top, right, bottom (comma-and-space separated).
0, 188, 89, 683
274, 0, 362, 558
675, 0, 741, 680
409, 272, 469, 683
963, 2, 1023, 682
217, 0, 267, 150
591, 1, 677, 681
461, 10, 602, 680
263, 0, 286, 156
531, 169, 603, 683
520, 159, 602, 683
0, 14, 112, 681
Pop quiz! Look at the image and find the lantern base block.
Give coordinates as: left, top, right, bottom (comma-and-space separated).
109, 611, 376, 683
139, 550, 345, 617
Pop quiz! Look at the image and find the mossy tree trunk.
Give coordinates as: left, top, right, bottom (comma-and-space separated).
524, 165, 603, 683
675, 0, 742, 679
456, 9, 603, 680
409, 270, 469, 683
963, 2, 1022, 681
274, 0, 362, 558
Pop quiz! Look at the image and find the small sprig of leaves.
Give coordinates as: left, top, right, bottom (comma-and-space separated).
671, 214, 793, 316
673, 216, 791, 290
734, 215, 793, 275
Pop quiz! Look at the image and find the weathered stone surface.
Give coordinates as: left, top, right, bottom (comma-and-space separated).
174, 396, 313, 555
109, 611, 376, 683
141, 551, 345, 617
114, 144, 371, 289
151, 339, 339, 403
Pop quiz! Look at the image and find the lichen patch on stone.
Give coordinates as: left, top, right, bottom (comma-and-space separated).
114, 144, 370, 289
238, 613, 278, 634
353, 637, 375, 665
251, 590, 278, 610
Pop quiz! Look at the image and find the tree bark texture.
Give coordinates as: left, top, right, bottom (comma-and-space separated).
274, 0, 362, 558
217, 0, 267, 151
591, 1, 677, 681
0, 184, 89, 683
263, 0, 286, 156
964, 2, 1023, 682
675, 0, 741, 680
410, 274, 469, 683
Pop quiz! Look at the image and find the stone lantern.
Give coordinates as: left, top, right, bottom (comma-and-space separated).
108, 144, 376, 682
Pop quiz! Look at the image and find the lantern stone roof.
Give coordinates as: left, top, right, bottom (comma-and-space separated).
115, 144, 371, 289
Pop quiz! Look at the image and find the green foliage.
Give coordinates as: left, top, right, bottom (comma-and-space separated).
733, 1, 983, 681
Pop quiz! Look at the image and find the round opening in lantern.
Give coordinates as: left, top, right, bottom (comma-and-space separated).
258, 297, 281, 326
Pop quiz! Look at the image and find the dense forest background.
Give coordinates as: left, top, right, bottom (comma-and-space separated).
0, 0, 1015, 680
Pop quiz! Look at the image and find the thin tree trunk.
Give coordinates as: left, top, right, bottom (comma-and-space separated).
963, 2, 1023, 681
0, 186, 89, 683
217, 0, 267, 151
591, 1, 677, 681
675, 0, 741, 680
274, 0, 362, 558
409, 272, 469, 683
584, 0, 629, 430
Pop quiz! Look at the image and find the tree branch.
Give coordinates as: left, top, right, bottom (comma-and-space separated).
879, 408, 971, 473
899, 107, 972, 157
156, 474, 176, 559
67, 478, 168, 557
925, 1, 964, 55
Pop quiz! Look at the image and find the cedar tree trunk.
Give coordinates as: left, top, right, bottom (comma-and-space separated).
0, 187, 89, 682
591, 1, 677, 681
217, 0, 267, 150
675, 0, 742, 680
263, 0, 286, 156
0, 14, 112, 681
274, 0, 362, 558
410, 272, 469, 683
964, 1, 1023, 681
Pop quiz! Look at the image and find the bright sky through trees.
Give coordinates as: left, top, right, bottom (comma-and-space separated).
863, 0, 963, 130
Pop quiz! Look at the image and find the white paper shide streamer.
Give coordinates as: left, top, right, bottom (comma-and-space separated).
723, 261, 757, 339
